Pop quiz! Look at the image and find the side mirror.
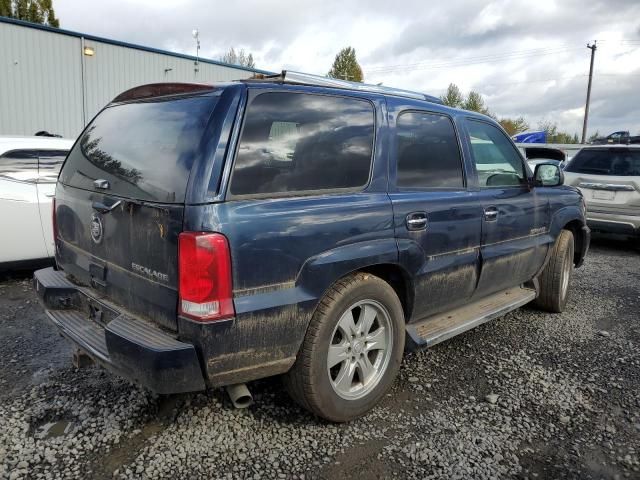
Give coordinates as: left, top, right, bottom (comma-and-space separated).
534, 163, 564, 187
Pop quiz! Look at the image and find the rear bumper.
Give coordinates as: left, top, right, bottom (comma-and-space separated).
33, 267, 206, 394
586, 212, 640, 236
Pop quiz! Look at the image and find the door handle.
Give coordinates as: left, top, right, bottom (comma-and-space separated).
484, 206, 499, 221
406, 212, 428, 231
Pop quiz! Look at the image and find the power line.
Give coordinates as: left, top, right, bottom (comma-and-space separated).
365, 46, 582, 73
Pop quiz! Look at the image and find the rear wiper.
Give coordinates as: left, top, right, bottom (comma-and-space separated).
92, 200, 122, 214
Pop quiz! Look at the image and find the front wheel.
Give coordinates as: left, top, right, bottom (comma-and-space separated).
284, 272, 405, 422
534, 229, 574, 313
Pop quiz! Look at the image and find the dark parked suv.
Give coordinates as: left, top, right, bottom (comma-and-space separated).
34, 72, 590, 422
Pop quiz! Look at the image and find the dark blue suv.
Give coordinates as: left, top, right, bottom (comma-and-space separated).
34, 72, 590, 422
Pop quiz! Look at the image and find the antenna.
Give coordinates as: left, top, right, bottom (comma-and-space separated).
192, 29, 200, 75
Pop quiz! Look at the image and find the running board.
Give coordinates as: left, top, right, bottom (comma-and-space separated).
406, 286, 536, 349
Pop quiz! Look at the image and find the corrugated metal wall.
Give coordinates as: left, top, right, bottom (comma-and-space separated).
0, 22, 84, 138
0, 21, 260, 139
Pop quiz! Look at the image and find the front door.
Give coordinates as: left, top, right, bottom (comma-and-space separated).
389, 107, 483, 321
465, 119, 550, 298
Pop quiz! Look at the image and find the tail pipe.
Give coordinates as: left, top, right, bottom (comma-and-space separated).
225, 383, 253, 409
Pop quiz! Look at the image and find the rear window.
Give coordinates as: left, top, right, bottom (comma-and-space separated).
229, 92, 374, 197
565, 149, 640, 176
60, 94, 218, 203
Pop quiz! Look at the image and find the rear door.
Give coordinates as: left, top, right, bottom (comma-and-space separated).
55, 92, 223, 330
388, 105, 483, 320
465, 119, 550, 298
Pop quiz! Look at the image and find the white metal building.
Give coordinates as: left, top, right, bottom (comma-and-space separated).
0, 17, 270, 139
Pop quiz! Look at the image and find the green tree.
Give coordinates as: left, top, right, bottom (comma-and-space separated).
499, 116, 530, 136
463, 91, 491, 116
220, 47, 255, 68
27, 0, 42, 22
0, 0, 12, 17
327, 47, 364, 82
440, 83, 464, 108
6, 0, 60, 26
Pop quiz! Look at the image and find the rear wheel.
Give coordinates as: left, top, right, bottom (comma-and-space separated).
534, 229, 574, 313
284, 272, 404, 422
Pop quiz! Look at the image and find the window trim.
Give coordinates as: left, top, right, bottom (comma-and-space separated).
225, 90, 377, 201
393, 109, 467, 191
465, 117, 529, 190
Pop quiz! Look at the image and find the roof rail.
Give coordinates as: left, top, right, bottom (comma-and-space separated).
252, 70, 443, 104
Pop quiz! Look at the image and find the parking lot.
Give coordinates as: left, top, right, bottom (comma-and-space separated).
0, 237, 638, 480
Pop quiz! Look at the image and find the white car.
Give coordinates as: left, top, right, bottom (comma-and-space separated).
0, 136, 74, 267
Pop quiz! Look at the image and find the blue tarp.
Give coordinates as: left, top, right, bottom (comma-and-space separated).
512, 131, 547, 143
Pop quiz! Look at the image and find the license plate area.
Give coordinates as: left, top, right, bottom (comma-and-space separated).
592, 190, 615, 201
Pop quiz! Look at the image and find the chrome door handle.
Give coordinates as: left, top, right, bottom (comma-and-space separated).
484, 206, 499, 221
406, 212, 428, 231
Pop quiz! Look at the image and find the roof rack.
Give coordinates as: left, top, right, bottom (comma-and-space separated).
251, 70, 443, 104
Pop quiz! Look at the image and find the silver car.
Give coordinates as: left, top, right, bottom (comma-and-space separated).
563, 145, 640, 241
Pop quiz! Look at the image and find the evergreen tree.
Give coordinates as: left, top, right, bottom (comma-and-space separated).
0, 0, 12, 17
327, 47, 364, 82
5, 0, 60, 26
463, 91, 491, 116
440, 83, 464, 108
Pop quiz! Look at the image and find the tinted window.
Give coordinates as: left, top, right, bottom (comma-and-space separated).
565, 149, 640, 176
467, 120, 525, 187
396, 112, 463, 188
230, 92, 374, 196
60, 94, 219, 203
0, 149, 39, 183
38, 150, 68, 183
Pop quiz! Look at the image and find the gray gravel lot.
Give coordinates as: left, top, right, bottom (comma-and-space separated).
0, 237, 639, 479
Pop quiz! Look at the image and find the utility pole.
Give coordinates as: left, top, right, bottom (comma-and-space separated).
581, 41, 597, 144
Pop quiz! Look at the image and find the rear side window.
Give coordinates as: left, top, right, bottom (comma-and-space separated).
0, 149, 39, 183
230, 92, 374, 196
60, 94, 219, 203
565, 149, 640, 176
396, 111, 464, 188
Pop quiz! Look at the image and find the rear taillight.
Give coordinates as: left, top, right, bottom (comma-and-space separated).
178, 232, 234, 322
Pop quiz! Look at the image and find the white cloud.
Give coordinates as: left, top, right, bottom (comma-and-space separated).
54, 0, 640, 136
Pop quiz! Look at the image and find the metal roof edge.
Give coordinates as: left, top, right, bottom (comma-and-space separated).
0, 16, 273, 75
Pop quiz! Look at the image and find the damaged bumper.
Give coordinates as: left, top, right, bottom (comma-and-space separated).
33, 267, 206, 394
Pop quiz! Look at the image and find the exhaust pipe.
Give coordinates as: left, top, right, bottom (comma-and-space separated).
225, 383, 253, 409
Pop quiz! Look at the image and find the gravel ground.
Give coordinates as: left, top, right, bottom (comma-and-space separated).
0, 237, 639, 480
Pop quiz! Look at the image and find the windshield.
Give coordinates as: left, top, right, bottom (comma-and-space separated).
565, 149, 640, 176
59, 93, 219, 203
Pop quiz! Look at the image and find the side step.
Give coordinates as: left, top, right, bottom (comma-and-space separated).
406, 286, 536, 349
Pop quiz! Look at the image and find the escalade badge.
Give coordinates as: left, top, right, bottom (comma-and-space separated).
90, 213, 104, 244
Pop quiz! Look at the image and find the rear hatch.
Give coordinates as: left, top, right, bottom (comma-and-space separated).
55, 90, 223, 331
564, 147, 640, 217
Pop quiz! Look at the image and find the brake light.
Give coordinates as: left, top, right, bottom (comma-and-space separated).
178, 232, 234, 322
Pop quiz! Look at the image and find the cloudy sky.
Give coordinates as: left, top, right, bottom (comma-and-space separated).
56, 0, 640, 137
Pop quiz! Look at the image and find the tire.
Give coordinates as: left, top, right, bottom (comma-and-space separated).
283, 272, 405, 422
534, 229, 574, 313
